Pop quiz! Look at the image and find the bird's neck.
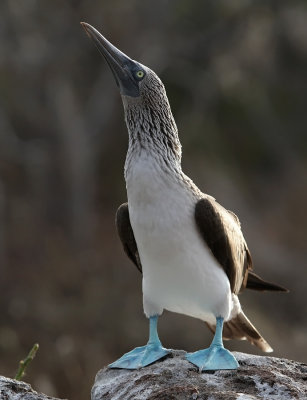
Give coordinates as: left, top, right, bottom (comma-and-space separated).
124, 100, 182, 179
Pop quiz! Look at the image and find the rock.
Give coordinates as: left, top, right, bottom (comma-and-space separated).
0, 376, 65, 400
92, 351, 307, 400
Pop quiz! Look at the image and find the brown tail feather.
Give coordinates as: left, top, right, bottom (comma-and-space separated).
206, 311, 273, 353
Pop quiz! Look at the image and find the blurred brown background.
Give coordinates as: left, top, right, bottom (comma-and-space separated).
0, 1, 306, 399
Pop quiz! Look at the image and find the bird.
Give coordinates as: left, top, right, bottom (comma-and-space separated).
81, 22, 288, 372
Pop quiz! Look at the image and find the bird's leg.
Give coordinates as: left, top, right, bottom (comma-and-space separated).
108, 315, 170, 369
185, 317, 239, 372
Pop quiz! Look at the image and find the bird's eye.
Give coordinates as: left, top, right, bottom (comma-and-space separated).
136, 70, 145, 79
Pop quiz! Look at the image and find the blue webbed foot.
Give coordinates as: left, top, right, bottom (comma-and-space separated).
109, 342, 170, 369
186, 345, 239, 372
108, 315, 170, 370
186, 316, 239, 372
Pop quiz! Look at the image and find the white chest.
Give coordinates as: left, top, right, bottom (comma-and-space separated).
125, 157, 231, 323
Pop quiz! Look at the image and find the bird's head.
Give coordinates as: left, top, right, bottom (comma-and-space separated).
81, 23, 170, 109
81, 22, 181, 164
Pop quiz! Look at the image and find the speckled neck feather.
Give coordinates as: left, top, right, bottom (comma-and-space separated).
124, 70, 182, 177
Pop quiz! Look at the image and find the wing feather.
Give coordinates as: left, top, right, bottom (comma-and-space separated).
194, 197, 288, 294
116, 203, 142, 273
194, 198, 251, 294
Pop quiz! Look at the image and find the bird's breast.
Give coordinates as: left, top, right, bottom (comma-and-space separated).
126, 156, 194, 230
125, 157, 231, 321
126, 156, 195, 255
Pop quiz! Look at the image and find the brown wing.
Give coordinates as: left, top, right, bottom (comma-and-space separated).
194, 198, 251, 294
195, 198, 289, 294
116, 203, 142, 273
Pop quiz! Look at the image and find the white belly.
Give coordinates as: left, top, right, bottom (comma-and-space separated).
126, 159, 233, 325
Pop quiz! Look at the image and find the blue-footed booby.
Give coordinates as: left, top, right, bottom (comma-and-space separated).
81, 22, 288, 372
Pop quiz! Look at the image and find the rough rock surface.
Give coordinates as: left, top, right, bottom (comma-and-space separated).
92, 351, 307, 400
0, 376, 64, 400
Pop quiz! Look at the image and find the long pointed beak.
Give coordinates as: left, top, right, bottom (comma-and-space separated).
81, 22, 140, 97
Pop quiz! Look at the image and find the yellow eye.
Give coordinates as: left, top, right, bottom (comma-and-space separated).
136, 70, 144, 79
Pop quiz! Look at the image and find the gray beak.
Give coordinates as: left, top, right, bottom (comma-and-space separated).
81, 22, 140, 97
